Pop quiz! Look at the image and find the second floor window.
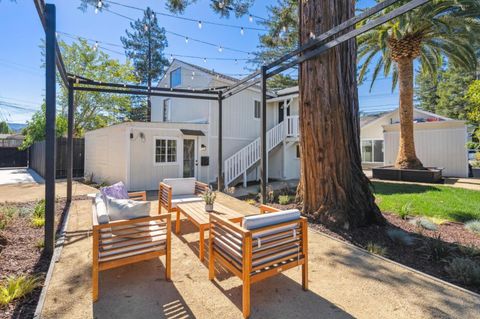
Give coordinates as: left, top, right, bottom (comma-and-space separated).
163, 99, 171, 122
170, 68, 182, 87
155, 139, 177, 163
254, 100, 261, 119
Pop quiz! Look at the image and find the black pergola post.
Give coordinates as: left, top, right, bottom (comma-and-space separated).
217, 91, 223, 191
260, 65, 267, 204
44, 3, 56, 255
66, 79, 74, 203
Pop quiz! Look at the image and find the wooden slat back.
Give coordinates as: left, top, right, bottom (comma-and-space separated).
194, 181, 209, 195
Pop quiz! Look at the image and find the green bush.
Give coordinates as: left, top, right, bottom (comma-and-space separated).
411, 218, 438, 231
387, 229, 414, 246
417, 234, 450, 261
465, 220, 480, 235
445, 257, 480, 285
245, 199, 257, 206
30, 200, 45, 228
0, 275, 42, 307
278, 195, 291, 205
366, 242, 387, 256
458, 244, 480, 257
0, 205, 17, 230
399, 202, 412, 220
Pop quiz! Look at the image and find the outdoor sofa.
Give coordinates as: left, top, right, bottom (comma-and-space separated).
92, 186, 171, 302
158, 177, 209, 214
208, 204, 308, 318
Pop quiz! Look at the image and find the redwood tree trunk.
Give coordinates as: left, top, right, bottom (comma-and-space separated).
297, 0, 384, 228
394, 57, 424, 169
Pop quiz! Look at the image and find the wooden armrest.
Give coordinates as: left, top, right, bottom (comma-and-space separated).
210, 214, 249, 236
129, 191, 147, 201
94, 214, 171, 230
195, 181, 209, 195
259, 204, 281, 214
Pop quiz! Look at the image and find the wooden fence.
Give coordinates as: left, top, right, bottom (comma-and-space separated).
30, 137, 84, 179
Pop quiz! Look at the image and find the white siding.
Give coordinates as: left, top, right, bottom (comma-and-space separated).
383, 121, 468, 177
283, 142, 301, 180
84, 125, 127, 186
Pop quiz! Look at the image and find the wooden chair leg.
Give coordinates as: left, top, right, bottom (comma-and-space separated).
92, 266, 99, 302
208, 235, 215, 280
242, 279, 251, 318
166, 220, 171, 281
302, 262, 308, 291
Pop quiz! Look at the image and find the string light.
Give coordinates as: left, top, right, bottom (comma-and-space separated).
203, 57, 207, 63
144, 24, 149, 32
240, 27, 244, 35
249, 14, 253, 22
218, 46, 223, 52
93, 41, 99, 51
95, 7, 99, 14
235, 59, 238, 64
218, 1, 225, 9
198, 21, 202, 29
97, 0, 103, 8
151, 12, 155, 20
185, 37, 189, 44
282, 26, 287, 32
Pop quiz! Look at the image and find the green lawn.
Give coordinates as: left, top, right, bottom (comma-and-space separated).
372, 181, 480, 222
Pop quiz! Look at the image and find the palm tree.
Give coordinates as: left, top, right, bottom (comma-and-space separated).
358, 0, 480, 169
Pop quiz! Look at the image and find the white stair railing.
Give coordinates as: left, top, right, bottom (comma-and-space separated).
224, 122, 285, 188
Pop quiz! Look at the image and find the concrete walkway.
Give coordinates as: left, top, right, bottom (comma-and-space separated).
41, 194, 479, 319
0, 168, 43, 185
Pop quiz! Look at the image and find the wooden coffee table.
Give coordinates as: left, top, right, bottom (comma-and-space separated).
175, 201, 244, 261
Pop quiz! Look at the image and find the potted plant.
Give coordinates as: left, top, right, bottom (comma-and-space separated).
202, 188, 216, 212
471, 152, 480, 178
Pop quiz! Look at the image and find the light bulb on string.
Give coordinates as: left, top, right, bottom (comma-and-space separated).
93, 41, 98, 51
203, 58, 207, 63
249, 15, 253, 22
218, 46, 223, 53
185, 37, 189, 44
95, 7, 99, 14
198, 21, 202, 29
97, 0, 103, 8
240, 27, 244, 36
235, 59, 238, 64
218, 1, 225, 9
151, 12, 155, 20
169, 54, 173, 61
144, 24, 149, 32
282, 26, 287, 32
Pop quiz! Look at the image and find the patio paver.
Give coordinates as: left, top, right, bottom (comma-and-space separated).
41, 193, 480, 319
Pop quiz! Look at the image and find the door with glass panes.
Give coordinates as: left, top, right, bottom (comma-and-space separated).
183, 138, 197, 178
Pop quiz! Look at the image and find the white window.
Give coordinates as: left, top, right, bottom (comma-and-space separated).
155, 139, 177, 163
361, 139, 384, 163
163, 99, 171, 122
170, 67, 182, 87
254, 100, 261, 119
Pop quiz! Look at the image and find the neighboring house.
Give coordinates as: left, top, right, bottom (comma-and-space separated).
360, 108, 469, 177
84, 60, 301, 191
0, 134, 24, 148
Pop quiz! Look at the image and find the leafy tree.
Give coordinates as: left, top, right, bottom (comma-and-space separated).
268, 74, 297, 90
415, 66, 440, 113
467, 80, 480, 123
57, 39, 137, 135
20, 104, 67, 149
0, 121, 12, 134
121, 7, 169, 121
358, 0, 480, 169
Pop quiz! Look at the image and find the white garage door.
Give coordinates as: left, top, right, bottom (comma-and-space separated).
383, 122, 468, 177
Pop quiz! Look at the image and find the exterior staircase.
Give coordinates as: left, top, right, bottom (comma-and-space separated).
224, 121, 285, 189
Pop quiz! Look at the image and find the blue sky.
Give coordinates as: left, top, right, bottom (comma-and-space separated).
0, 0, 399, 124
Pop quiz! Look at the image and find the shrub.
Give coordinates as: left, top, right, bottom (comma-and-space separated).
458, 244, 480, 257
399, 202, 412, 220
445, 257, 480, 285
410, 218, 438, 231
278, 195, 291, 205
418, 234, 450, 261
465, 220, 480, 235
30, 200, 45, 228
0, 275, 42, 307
387, 229, 414, 246
266, 185, 275, 203
366, 242, 387, 256
35, 239, 45, 250
0, 205, 17, 230
245, 199, 257, 206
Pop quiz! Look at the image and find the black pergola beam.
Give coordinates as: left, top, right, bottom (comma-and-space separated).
221, 70, 261, 97
34, 0, 68, 87
66, 79, 74, 203
73, 86, 219, 100
69, 74, 222, 95
44, 3, 56, 255
217, 91, 223, 191
259, 66, 267, 204
268, 0, 429, 77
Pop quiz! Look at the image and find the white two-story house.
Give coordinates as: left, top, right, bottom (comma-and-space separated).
84, 60, 301, 191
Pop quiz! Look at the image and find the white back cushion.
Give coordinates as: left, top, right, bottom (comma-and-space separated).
243, 209, 301, 230
105, 196, 151, 221
163, 178, 196, 196
94, 193, 110, 224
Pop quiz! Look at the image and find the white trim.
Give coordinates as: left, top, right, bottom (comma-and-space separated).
153, 136, 179, 166
125, 127, 131, 189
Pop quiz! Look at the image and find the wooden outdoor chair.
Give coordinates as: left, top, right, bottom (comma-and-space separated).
158, 178, 209, 214
208, 205, 308, 318
92, 191, 171, 302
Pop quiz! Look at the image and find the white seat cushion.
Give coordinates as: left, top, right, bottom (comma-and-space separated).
163, 178, 196, 196
171, 194, 203, 208
105, 196, 151, 221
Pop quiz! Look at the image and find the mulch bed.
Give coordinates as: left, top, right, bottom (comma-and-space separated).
248, 200, 480, 294
0, 196, 88, 319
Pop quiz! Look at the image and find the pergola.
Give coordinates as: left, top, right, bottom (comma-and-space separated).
34, 0, 429, 254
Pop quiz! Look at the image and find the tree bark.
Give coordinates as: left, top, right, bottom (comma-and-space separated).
297, 0, 384, 228
394, 57, 424, 169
